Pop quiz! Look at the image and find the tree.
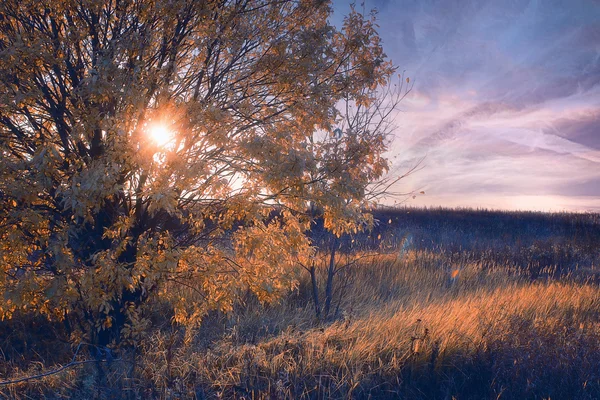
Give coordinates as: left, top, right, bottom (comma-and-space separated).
297, 78, 411, 320
0, 0, 396, 347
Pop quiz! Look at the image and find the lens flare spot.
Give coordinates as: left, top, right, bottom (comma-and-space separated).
148, 124, 173, 146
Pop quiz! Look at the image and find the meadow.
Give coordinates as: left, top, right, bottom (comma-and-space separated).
2, 207, 600, 399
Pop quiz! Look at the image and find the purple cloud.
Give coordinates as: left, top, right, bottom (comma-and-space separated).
333, 0, 600, 211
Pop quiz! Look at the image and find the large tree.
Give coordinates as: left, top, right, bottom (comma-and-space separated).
0, 0, 396, 345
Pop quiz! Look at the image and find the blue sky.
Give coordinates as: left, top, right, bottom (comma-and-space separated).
333, 0, 600, 211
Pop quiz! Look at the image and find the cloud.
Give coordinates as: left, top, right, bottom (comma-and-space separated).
548, 109, 600, 149
338, 0, 600, 210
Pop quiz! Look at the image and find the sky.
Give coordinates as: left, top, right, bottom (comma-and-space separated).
333, 0, 600, 212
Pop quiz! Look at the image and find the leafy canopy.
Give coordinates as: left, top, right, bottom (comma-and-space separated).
0, 0, 395, 344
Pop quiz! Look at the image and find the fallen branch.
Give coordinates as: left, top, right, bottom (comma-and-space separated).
0, 343, 124, 386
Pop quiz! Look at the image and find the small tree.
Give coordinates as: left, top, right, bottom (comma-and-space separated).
0, 0, 396, 346
297, 76, 411, 320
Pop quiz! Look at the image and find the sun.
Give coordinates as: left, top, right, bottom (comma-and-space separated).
148, 123, 174, 146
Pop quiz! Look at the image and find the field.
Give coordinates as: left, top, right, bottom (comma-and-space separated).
2, 207, 600, 399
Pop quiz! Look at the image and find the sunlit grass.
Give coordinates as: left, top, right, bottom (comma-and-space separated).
3, 249, 600, 399
134, 251, 600, 399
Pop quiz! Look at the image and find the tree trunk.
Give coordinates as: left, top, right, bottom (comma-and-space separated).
309, 264, 321, 319
324, 237, 337, 318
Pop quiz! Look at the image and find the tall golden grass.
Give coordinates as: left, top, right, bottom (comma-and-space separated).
3, 249, 600, 399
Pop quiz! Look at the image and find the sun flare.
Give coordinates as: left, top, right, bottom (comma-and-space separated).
148, 123, 173, 146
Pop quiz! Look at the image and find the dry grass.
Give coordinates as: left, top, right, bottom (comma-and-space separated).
3, 250, 600, 399
131, 252, 600, 399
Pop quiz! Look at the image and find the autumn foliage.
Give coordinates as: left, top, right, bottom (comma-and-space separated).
0, 0, 397, 346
